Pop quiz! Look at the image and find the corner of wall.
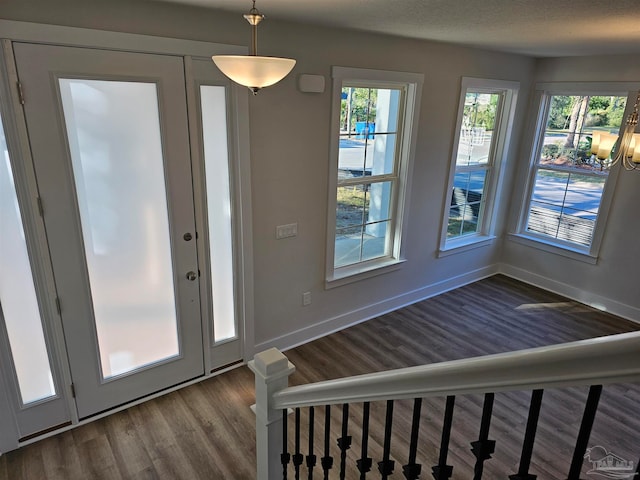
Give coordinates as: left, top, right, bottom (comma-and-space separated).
254, 264, 501, 353
498, 263, 640, 324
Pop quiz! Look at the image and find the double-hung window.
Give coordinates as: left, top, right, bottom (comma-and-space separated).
440, 78, 519, 254
326, 67, 423, 284
514, 83, 637, 261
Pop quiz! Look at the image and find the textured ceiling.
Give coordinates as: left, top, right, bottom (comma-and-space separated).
149, 0, 640, 57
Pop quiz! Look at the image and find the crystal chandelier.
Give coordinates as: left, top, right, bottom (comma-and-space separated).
591, 90, 640, 171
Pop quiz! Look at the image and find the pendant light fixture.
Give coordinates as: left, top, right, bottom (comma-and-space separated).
212, 0, 296, 95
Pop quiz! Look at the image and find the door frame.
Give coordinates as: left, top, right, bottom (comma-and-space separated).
0, 19, 255, 453
14, 42, 211, 418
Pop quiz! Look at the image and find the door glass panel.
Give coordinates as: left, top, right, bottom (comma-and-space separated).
200, 85, 236, 343
0, 116, 55, 404
59, 79, 179, 379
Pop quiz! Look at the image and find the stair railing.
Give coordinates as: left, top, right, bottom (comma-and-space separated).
249, 331, 640, 480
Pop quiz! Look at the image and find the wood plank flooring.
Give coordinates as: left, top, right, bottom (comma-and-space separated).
1, 275, 638, 479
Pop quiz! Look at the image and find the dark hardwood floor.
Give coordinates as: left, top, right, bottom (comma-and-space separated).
1, 275, 638, 479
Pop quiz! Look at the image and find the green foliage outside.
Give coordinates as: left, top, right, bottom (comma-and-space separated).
464, 93, 499, 130
541, 94, 627, 170
547, 95, 626, 130
340, 87, 377, 132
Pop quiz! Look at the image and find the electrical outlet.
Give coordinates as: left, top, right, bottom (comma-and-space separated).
302, 291, 312, 306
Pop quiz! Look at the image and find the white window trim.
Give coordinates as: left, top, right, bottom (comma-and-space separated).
438, 77, 519, 256
326, 66, 423, 287
507, 232, 598, 264
510, 82, 640, 261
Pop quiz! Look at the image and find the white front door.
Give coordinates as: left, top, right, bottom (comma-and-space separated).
12, 43, 204, 418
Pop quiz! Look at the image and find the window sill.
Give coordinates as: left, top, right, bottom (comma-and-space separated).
438, 235, 496, 258
326, 258, 406, 289
507, 233, 598, 265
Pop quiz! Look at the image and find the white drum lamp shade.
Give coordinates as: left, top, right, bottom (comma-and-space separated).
212, 55, 296, 90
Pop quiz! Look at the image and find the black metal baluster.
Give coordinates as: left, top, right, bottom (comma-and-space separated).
402, 398, 423, 480
307, 406, 317, 480
282, 409, 291, 480
510, 389, 544, 480
294, 408, 304, 480
321, 405, 333, 480
471, 392, 496, 480
378, 400, 395, 479
432, 395, 455, 480
566, 385, 602, 480
337, 403, 352, 480
357, 402, 373, 478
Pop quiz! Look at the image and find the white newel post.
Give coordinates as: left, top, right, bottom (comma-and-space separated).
249, 348, 296, 480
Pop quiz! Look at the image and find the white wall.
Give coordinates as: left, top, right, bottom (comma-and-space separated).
0, 0, 537, 353
502, 54, 640, 321
249, 26, 535, 349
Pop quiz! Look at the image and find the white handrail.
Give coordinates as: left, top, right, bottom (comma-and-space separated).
272, 331, 640, 410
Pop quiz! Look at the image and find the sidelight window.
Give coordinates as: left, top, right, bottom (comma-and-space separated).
0, 113, 55, 404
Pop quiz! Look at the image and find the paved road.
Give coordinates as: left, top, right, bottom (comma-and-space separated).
338, 137, 376, 172
339, 133, 604, 220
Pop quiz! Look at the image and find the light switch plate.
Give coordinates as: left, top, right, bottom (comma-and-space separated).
276, 223, 298, 239
302, 291, 311, 306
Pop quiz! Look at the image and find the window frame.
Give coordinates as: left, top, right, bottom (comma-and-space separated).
326, 66, 423, 287
439, 77, 519, 256
511, 82, 640, 262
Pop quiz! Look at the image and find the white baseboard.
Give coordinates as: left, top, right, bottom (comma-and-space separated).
254, 264, 500, 353
499, 264, 640, 324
